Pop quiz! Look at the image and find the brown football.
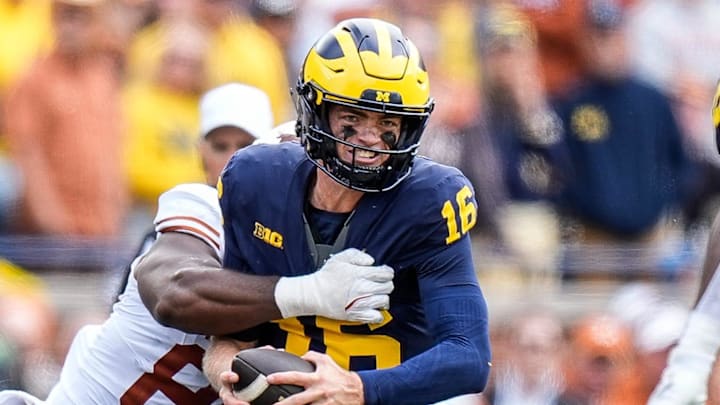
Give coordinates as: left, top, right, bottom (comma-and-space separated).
231, 348, 315, 405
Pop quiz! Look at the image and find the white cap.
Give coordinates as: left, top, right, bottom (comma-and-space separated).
199, 83, 274, 140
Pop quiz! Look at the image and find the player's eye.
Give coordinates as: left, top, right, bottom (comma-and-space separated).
380, 119, 400, 129
341, 114, 360, 123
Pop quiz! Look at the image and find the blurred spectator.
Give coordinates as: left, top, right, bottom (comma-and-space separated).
451, 4, 567, 281
483, 310, 565, 405
552, 0, 696, 278
196, 83, 274, 184
625, 0, 720, 158
625, 0, 720, 227
123, 18, 208, 221
289, 0, 386, 78
558, 313, 635, 405
608, 283, 689, 404
514, 0, 587, 100
94, 0, 159, 76
467, 3, 567, 208
625, 304, 688, 403
395, 0, 480, 129
127, 0, 291, 122
249, 0, 298, 84
0, 0, 52, 96
3, 0, 127, 237
0, 257, 59, 397
0, 0, 53, 233
395, 0, 481, 162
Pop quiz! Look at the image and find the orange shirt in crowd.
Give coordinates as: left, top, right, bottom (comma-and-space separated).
4, 51, 127, 237
517, 0, 586, 99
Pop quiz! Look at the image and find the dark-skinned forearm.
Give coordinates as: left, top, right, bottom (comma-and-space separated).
135, 232, 282, 335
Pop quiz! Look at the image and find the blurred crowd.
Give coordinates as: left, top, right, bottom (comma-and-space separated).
479, 283, 690, 405
1, 0, 720, 402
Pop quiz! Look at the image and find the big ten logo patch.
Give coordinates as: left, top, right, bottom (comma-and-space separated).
254, 221, 284, 249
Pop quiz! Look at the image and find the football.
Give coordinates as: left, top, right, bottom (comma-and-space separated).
231, 348, 315, 405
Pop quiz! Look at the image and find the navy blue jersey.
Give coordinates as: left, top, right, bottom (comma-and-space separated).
219, 142, 490, 404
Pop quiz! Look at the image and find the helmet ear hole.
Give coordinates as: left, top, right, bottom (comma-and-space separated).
303, 86, 315, 103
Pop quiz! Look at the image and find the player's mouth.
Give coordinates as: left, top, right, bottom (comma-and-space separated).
342, 147, 385, 167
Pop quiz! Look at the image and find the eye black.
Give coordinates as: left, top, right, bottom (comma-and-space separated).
342, 125, 357, 140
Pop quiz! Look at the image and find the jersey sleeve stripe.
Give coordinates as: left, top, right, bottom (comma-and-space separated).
160, 225, 221, 251
157, 216, 221, 237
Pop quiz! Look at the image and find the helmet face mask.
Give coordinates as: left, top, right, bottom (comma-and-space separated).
295, 18, 434, 192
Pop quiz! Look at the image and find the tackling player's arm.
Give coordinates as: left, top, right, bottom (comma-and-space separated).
135, 231, 281, 335
136, 233, 393, 336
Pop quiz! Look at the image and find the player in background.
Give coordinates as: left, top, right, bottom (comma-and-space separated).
647, 81, 720, 405
0, 83, 394, 405
136, 18, 491, 405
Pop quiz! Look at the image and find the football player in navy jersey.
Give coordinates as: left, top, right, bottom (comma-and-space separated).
137, 18, 491, 405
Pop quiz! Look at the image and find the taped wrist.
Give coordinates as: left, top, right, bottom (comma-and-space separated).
274, 275, 315, 318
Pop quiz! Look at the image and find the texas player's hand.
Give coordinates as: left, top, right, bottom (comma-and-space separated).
268, 351, 364, 405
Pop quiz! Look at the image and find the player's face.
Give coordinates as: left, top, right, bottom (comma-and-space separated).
200, 126, 255, 185
327, 105, 402, 168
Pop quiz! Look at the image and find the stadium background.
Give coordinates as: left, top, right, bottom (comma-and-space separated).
1, 0, 718, 403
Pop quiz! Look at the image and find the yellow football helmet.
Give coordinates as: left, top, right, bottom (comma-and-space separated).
295, 18, 434, 192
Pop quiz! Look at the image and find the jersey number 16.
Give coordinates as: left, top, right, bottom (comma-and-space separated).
441, 185, 477, 244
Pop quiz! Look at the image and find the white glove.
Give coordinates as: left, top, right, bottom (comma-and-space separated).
647, 312, 720, 405
274, 248, 394, 323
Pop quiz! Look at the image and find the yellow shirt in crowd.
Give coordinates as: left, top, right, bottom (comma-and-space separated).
123, 82, 204, 209
127, 13, 291, 123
